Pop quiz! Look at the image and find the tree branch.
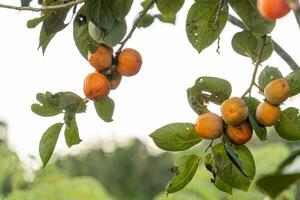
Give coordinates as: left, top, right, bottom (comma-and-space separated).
228, 14, 300, 71
293, 3, 300, 30
115, 0, 157, 55
0, 0, 85, 12
241, 35, 267, 98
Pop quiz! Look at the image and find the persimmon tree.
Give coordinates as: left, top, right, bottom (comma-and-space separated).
1, 0, 300, 199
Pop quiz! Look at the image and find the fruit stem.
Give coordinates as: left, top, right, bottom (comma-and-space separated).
228, 14, 300, 71
115, 0, 158, 56
241, 35, 267, 98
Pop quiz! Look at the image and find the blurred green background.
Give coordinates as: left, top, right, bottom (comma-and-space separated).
0, 122, 299, 200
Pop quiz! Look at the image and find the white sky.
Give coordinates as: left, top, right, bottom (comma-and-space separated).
0, 0, 299, 166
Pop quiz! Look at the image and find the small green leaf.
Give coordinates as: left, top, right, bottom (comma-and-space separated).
156, 0, 184, 17
112, 0, 133, 21
57, 92, 85, 112
286, 70, 300, 97
150, 123, 202, 151
167, 155, 200, 194
94, 97, 115, 122
256, 173, 300, 199
27, 14, 49, 28
157, 14, 176, 24
187, 77, 232, 115
186, 0, 228, 53
228, 0, 275, 34
231, 30, 273, 62
275, 107, 300, 141
64, 118, 81, 148
39, 25, 56, 54
43, 8, 69, 35
31, 104, 62, 117
277, 149, 300, 172
244, 97, 267, 141
39, 123, 64, 167
138, 14, 155, 28
258, 66, 283, 90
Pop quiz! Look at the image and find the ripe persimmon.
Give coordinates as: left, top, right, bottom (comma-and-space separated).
88, 44, 113, 71
264, 78, 291, 105
226, 121, 253, 145
221, 97, 249, 125
116, 48, 142, 76
257, 0, 292, 21
109, 73, 122, 90
83, 72, 110, 101
255, 102, 281, 126
195, 112, 223, 139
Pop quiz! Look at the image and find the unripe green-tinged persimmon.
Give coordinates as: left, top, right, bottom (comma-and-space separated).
264, 78, 291, 105
88, 45, 113, 71
256, 102, 281, 126
109, 73, 122, 90
221, 97, 249, 125
116, 48, 142, 76
195, 112, 223, 139
226, 121, 253, 145
83, 72, 110, 101
257, 0, 292, 21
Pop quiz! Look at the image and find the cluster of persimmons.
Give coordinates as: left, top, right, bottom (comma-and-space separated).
195, 78, 291, 145
83, 44, 142, 100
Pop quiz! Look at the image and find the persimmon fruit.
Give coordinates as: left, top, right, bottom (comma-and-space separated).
257, 0, 292, 21
221, 97, 249, 125
116, 48, 142, 76
195, 112, 223, 139
256, 102, 281, 126
83, 72, 110, 101
88, 45, 113, 71
226, 121, 253, 145
264, 78, 291, 105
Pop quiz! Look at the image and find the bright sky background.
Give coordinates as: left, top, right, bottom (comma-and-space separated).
0, 0, 299, 167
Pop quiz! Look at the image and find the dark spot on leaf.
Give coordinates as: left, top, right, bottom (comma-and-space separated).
170, 165, 179, 175
76, 14, 86, 26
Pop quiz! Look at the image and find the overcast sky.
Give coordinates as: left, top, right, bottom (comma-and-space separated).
0, 0, 299, 166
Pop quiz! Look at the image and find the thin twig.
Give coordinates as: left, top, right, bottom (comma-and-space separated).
241, 35, 267, 98
115, 0, 157, 55
293, 2, 300, 30
228, 14, 300, 71
0, 0, 85, 12
254, 82, 263, 92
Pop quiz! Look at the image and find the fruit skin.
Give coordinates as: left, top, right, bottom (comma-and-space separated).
256, 102, 281, 126
83, 72, 110, 101
257, 0, 292, 21
264, 78, 291, 105
109, 73, 122, 90
226, 121, 253, 145
221, 97, 249, 125
88, 45, 113, 71
195, 112, 223, 139
116, 48, 142, 76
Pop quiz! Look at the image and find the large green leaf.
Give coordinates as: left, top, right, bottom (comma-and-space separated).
39, 123, 64, 167
186, 0, 228, 53
244, 97, 267, 141
286, 70, 300, 97
43, 8, 70, 35
94, 97, 115, 122
31, 104, 62, 117
228, 0, 275, 34
150, 123, 202, 151
112, 0, 133, 21
187, 77, 232, 115
275, 107, 300, 141
258, 66, 283, 90
231, 30, 273, 62
256, 173, 300, 199
167, 155, 200, 194
64, 118, 81, 148
156, 0, 184, 17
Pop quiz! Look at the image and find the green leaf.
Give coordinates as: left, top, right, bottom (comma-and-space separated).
27, 14, 49, 28
231, 30, 273, 62
138, 14, 155, 28
187, 77, 232, 115
256, 173, 300, 199
39, 25, 56, 54
244, 97, 267, 141
150, 123, 202, 151
157, 14, 176, 24
43, 8, 69, 35
228, 0, 275, 34
31, 104, 62, 117
211, 142, 256, 191
21, 0, 32, 6
112, 0, 133, 21
39, 123, 64, 167
258, 66, 283, 90
275, 107, 300, 141
167, 155, 200, 194
94, 97, 115, 122
223, 135, 248, 177
186, 0, 228, 53
57, 92, 86, 113
277, 149, 300, 172
286, 70, 300, 97
156, 0, 184, 17
64, 118, 81, 148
